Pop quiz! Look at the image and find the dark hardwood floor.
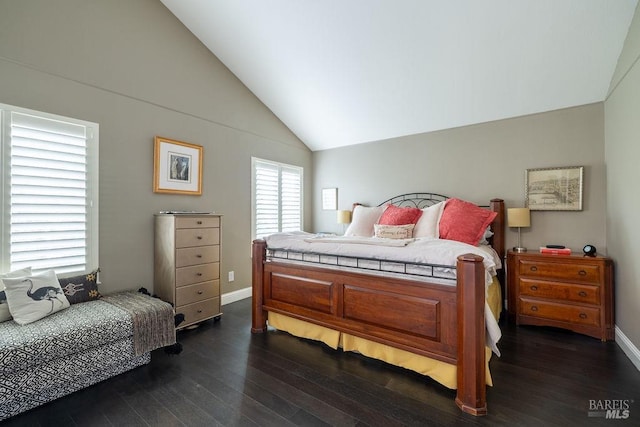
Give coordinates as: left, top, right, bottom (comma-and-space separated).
5, 298, 639, 426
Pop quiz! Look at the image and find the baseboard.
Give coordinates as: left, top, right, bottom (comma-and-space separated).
221, 286, 251, 306
615, 326, 640, 372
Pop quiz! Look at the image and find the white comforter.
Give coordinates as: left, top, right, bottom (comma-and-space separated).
264, 231, 503, 355
266, 232, 501, 281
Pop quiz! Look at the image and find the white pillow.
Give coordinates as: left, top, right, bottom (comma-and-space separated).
413, 201, 446, 238
0, 267, 32, 323
479, 227, 494, 245
3, 269, 70, 325
374, 224, 415, 239
344, 205, 386, 237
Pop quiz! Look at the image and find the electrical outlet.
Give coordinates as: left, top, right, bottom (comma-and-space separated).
228, 271, 235, 282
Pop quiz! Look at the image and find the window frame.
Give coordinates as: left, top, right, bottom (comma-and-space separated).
251, 157, 303, 240
0, 103, 99, 275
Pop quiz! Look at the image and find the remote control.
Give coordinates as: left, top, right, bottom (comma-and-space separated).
546, 244, 566, 249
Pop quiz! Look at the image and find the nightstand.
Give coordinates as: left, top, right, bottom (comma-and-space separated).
506, 250, 614, 341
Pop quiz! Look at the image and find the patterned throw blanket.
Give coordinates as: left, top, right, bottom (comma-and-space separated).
102, 292, 175, 356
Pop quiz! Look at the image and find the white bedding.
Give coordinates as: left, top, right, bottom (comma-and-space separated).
266, 231, 501, 282
264, 231, 503, 355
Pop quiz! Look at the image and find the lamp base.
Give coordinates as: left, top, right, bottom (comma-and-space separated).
513, 246, 527, 253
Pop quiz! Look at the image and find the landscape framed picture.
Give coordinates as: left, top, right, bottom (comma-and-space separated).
525, 166, 583, 211
153, 136, 203, 195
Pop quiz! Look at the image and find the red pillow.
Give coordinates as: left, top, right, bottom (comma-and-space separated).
439, 198, 497, 245
378, 204, 423, 225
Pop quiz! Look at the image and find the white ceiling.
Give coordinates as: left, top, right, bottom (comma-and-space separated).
160, 0, 638, 151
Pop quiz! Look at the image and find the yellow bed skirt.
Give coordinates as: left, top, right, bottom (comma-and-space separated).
268, 276, 502, 390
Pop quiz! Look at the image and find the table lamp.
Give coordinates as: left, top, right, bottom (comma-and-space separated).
337, 210, 351, 234
507, 208, 531, 252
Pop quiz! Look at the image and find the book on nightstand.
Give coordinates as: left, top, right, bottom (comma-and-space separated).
539, 246, 572, 255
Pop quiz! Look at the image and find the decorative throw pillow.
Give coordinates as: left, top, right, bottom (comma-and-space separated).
439, 198, 498, 246
3, 269, 70, 325
344, 205, 387, 237
58, 268, 101, 304
378, 204, 423, 225
413, 201, 446, 238
0, 267, 32, 323
374, 224, 415, 239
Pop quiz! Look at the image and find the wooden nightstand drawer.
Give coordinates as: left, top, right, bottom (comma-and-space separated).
507, 250, 614, 341
518, 259, 600, 284
520, 297, 601, 327
519, 278, 600, 305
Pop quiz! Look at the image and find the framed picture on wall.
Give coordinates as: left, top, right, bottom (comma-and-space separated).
322, 188, 337, 210
153, 136, 203, 195
525, 166, 584, 211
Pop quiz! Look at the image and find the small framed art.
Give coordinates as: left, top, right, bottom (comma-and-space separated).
153, 136, 203, 195
322, 188, 337, 210
525, 166, 583, 211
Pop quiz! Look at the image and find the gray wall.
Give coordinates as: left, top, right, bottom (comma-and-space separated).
313, 103, 606, 256
605, 4, 640, 362
0, 0, 312, 295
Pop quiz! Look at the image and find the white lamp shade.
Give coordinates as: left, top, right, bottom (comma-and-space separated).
337, 210, 352, 224
507, 208, 531, 228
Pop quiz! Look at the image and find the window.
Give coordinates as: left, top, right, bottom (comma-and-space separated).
252, 158, 303, 239
0, 103, 99, 275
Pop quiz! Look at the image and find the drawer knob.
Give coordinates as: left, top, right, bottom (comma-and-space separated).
196, 254, 202, 258
197, 220, 203, 225
197, 290, 203, 295
197, 309, 203, 313
530, 266, 538, 272
530, 285, 538, 291
530, 305, 538, 312
197, 236, 203, 240
196, 273, 203, 276
578, 270, 586, 276
579, 313, 587, 319
578, 291, 587, 297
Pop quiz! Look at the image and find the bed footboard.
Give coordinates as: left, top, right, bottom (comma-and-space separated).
251, 239, 488, 415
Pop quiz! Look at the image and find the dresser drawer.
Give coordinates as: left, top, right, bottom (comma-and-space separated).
175, 216, 220, 229
175, 263, 219, 287
176, 297, 220, 326
519, 297, 600, 327
176, 245, 219, 267
176, 280, 220, 306
519, 278, 599, 305
518, 260, 600, 284
175, 227, 220, 248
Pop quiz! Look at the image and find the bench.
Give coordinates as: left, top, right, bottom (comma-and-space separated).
0, 291, 176, 420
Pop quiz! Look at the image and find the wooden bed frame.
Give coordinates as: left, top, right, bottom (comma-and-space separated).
251, 196, 505, 416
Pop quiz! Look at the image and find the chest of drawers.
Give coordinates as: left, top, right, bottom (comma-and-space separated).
154, 214, 222, 328
506, 250, 614, 341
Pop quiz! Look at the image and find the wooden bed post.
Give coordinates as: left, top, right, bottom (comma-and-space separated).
251, 239, 268, 333
455, 254, 487, 416
489, 199, 505, 260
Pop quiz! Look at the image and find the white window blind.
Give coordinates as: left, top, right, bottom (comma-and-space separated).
1, 104, 99, 275
252, 158, 303, 239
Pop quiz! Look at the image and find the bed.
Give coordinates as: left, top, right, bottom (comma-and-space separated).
251, 193, 505, 416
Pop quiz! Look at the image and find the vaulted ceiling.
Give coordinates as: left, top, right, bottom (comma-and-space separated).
160, 0, 638, 151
